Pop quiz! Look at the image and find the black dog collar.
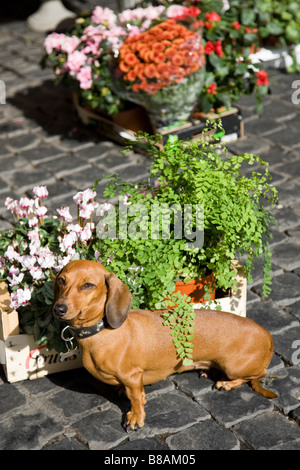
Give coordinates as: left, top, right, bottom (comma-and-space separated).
66, 318, 108, 339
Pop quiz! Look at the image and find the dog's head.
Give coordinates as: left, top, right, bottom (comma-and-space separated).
52, 260, 132, 328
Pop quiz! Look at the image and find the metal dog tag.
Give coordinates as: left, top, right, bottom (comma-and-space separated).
59, 347, 79, 362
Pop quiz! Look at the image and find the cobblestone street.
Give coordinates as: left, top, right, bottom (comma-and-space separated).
0, 4, 300, 452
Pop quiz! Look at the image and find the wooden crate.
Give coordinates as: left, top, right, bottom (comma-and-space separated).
193, 262, 247, 317
0, 282, 82, 383
73, 94, 243, 148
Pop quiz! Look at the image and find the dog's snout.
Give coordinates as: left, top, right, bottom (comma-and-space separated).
53, 303, 68, 318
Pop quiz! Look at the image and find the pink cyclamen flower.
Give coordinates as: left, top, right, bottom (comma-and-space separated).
10, 288, 31, 309
77, 65, 93, 90
33, 186, 48, 198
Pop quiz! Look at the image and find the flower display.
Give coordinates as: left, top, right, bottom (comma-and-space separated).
42, 2, 271, 120
0, 185, 102, 352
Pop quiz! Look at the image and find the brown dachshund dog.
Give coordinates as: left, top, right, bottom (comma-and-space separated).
53, 260, 277, 430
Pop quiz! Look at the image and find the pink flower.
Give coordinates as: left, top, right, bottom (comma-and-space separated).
44, 32, 66, 54
91, 6, 117, 27
33, 186, 48, 198
77, 65, 92, 90
166, 5, 188, 19
57, 206, 73, 223
61, 36, 81, 54
65, 50, 87, 75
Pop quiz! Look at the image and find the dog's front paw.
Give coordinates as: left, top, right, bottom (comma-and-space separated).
124, 410, 145, 432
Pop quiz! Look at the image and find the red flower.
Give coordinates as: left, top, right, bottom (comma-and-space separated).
205, 11, 221, 22
207, 83, 217, 94
256, 70, 269, 86
205, 40, 223, 58
233, 21, 241, 30
205, 41, 215, 55
214, 40, 223, 58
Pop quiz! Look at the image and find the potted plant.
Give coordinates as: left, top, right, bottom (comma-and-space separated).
0, 126, 277, 369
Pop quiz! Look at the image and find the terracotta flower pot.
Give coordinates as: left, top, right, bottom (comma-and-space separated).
173, 272, 215, 303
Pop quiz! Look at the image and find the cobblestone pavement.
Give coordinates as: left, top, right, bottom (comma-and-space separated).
0, 9, 300, 452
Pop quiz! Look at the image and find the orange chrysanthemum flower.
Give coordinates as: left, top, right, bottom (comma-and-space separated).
118, 19, 205, 96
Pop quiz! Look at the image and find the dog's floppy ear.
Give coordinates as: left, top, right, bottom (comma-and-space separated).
104, 273, 132, 328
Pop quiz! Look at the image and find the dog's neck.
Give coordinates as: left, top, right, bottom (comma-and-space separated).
67, 316, 108, 339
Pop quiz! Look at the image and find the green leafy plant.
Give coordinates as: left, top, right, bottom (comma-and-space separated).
227, 0, 300, 47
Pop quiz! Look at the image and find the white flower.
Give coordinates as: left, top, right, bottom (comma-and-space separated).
80, 223, 94, 242
57, 206, 73, 223
10, 288, 31, 309
29, 266, 44, 281
59, 232, 78, 252
20, 255, 36, 270
9, 265, 19, 276
7, 272, 24, 287
37, 247, 56, 269
29, 216, 39, 227
66, 223, 82, 234
34, 206, 48, 218
33, 186, 48, 198
97, 202, 113, 216
5, 245, 19, 261
123, 193, 132, 206
73, 188, 97, 205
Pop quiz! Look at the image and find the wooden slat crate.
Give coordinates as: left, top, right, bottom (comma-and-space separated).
0, 282, 82, 383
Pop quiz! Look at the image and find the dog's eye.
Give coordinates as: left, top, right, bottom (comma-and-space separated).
57, 277, 65, 287
81, 283, 95, 290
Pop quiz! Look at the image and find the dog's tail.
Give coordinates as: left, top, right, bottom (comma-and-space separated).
251, 378, 277, 399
